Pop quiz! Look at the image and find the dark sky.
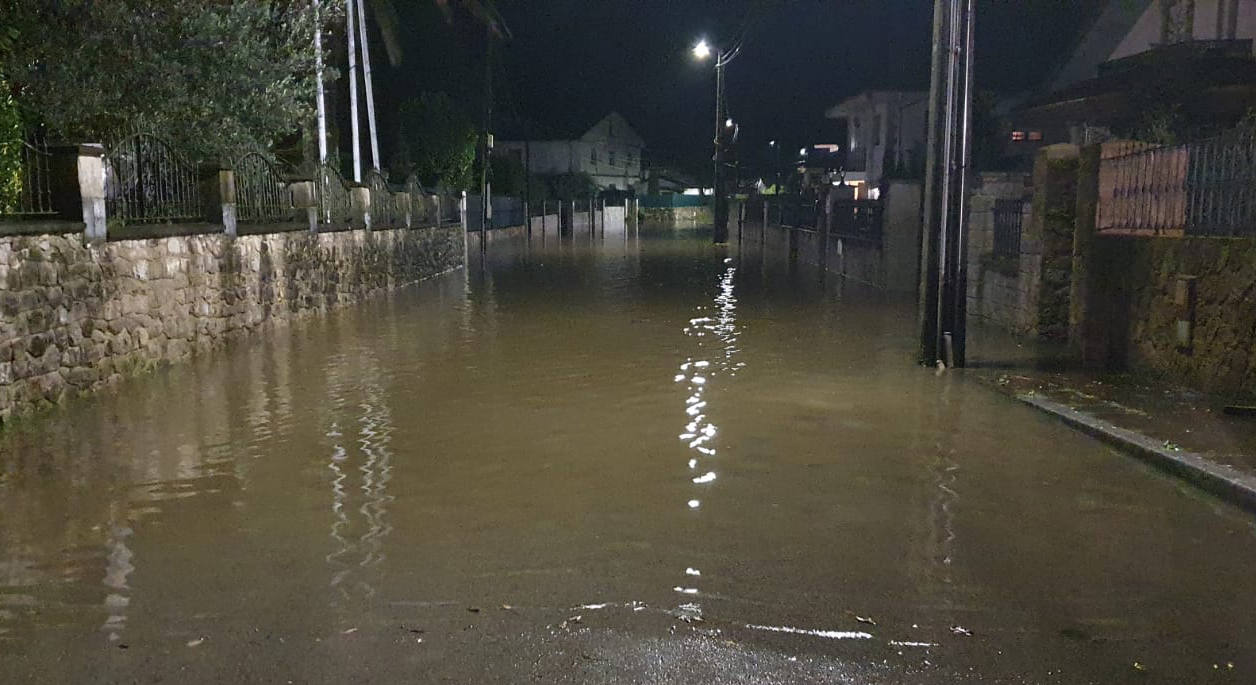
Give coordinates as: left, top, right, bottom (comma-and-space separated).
372, 0, 1096, 176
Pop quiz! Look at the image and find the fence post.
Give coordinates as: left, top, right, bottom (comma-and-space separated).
459, 191, 468, 266
349, 183, 370, 229
288, 180, 318, 233
199, 165, 237, 237
48, 144, 107, 243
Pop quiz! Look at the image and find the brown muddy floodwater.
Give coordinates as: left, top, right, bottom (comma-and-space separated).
2, 230, 1255, 683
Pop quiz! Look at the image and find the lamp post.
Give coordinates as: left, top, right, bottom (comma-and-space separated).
768, 140, 780, 193
693, 38, 742, 244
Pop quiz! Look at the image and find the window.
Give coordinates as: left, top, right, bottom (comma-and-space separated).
608, 150, 617, 166
591, 147, 598, 164
1011, 131, 1027, 142
1028, 131, 1043, 141
873, 114, 883, 147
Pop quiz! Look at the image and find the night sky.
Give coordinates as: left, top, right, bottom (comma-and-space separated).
370, 0, 1098, 176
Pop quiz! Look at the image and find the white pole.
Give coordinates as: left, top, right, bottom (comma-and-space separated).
314, 0, 328, 164
346, 0, 361, 181
355, 0, 381, 171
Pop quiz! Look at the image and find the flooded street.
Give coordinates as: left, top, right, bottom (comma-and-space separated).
2, 230, 1255, 683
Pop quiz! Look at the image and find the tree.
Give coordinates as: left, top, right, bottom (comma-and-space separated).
0, 1, 319, 161
391, 92, 476, 189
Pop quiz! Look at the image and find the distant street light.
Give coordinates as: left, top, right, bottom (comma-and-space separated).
691, 37, 745, 244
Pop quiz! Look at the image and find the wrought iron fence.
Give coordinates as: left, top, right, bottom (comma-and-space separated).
364, 169, 398, 227
0, 131, 56, 218
992, 198, 1026, 257
1097, 127, 1256, 238
234, 152, 292, 223
829, 199, 883, 242
105, 133, 202, 224
404, 176, 435, 226
439, 191, 461, 224
316, 163, 351, 226
775, 194, 820, 230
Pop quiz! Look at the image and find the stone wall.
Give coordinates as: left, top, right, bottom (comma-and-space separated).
1033, 147, 1080, 341
0, 225, 464, 422
966, 173, 1034, 334
1089, 235, 1256, 395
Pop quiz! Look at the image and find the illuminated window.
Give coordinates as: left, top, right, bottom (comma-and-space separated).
1011, 131, 1027, 142
1028, 131, 1043, 141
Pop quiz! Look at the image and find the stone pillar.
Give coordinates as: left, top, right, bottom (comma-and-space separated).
393, 191, 410, 229
349, 184, 370, 229
289, 179, 318, 233
49, 144, 107, 243
1070, 143, 1105, 364
200, 165, 236, 237
459, 191, 469, 267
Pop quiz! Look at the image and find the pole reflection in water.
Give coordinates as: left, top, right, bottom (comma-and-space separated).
324, 350, 396, 608
673, 257, 741, 620
99, 504, 134, 643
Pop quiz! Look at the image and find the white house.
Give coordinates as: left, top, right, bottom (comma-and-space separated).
824, 91, 928, 196
1012, 0, 1256, 157
497, 112, 647, 193
1051, 0, 1256, 92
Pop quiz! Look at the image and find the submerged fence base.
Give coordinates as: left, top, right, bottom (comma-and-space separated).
0, 224, 465, 422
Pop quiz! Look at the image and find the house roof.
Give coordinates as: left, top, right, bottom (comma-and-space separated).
1046, 0, 1155, 91
824, 91, 929, 119
496, 111, 642, 145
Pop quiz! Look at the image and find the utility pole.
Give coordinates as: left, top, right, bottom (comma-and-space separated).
314, 0, 328, 164
355, 0, 381, 171
479, 23, 493, 253
919, 0, 976, 368
712, 57, 729, 243
346, 0, 361, 181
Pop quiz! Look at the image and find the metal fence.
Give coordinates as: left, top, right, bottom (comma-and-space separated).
364, 169, 398, 227
1098, 127, 1256, 237
829, 199, 883, 242
992, 199, 1026, 258
0, 131, 55, 218
404, 176, 436, 226
776, 194, 820, 230
105, 133, 203, 224
234, 152, 292, 223
316, 163, 352, 226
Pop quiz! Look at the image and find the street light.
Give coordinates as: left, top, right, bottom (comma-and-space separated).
691, 37, 744, 244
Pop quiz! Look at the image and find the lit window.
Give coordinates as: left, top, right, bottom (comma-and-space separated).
1011, 131, 1027, 142
1028, 131, 1043, 141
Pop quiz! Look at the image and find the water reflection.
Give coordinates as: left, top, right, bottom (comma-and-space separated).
323, 349, 396, 608
672, 256, 741, 619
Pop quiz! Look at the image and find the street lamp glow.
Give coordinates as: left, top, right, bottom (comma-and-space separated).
725, 118, 734, 128
692, 40, 712, 60
769, 140, 776, 147
799, 147, 808, 156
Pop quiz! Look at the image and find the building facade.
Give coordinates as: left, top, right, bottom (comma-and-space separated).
1011, 0, 1256, 160
497, 112, 647, 193
824, 91, 928, 196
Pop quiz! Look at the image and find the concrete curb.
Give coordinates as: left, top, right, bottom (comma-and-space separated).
1016, 393, 1256, 514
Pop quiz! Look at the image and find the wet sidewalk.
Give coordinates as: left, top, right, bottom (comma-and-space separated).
968, 328, 1256, 511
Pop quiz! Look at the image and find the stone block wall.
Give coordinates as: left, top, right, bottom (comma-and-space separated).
966, 172, 1035, 334
0, 225, 464, 421
1090, 235, 1256, 395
